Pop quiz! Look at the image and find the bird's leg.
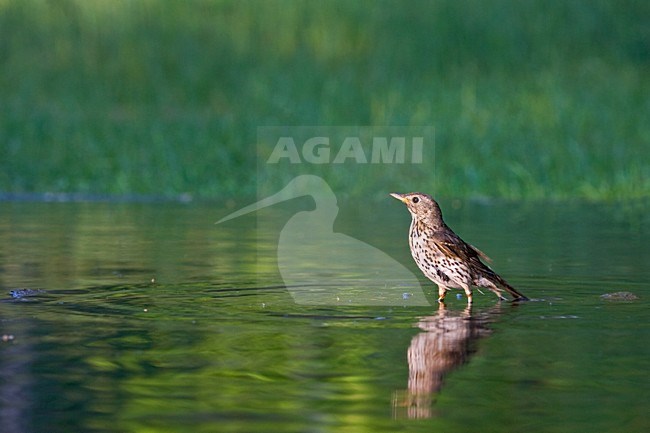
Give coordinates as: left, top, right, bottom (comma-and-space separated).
461, 283, 473, 304
437, 285, 449, 303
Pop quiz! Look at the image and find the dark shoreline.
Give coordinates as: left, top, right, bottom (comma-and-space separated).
0, 192, 194, 204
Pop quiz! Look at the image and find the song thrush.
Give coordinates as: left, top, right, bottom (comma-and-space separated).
390, 192, 528, 303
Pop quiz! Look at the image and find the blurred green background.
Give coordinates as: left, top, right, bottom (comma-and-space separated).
0, 0, 648, 200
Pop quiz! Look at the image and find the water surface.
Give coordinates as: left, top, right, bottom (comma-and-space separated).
0, 199, 648, 432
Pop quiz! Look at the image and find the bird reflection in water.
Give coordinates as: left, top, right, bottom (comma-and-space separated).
393, 303, 499, 419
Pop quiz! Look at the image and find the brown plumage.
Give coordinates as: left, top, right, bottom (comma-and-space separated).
390, 192, 528, 303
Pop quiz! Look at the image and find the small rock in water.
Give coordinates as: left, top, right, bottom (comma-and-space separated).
456, 293, 463, 300
402, 292, 411, 300
600, 291, 639, 301
2, 334, 15, 342
9, 288, 46, 299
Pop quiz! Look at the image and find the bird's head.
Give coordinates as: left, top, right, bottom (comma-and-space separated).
390, 192, 443, 225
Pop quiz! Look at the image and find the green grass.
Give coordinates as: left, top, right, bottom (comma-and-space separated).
0, 0, 648, 200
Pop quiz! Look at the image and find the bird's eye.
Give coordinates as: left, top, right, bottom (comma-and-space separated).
412, 197, 420, 203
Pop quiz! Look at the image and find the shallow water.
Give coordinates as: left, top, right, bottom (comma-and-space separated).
0, 199, 648, 433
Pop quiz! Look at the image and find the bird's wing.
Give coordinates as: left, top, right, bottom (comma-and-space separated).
432, 231, 472, 260
469, 243, 492, 263
431, 231, 489, 266
432, 228, 528, 301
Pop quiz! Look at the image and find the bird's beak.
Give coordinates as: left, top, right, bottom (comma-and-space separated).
390, 193, 408, 203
